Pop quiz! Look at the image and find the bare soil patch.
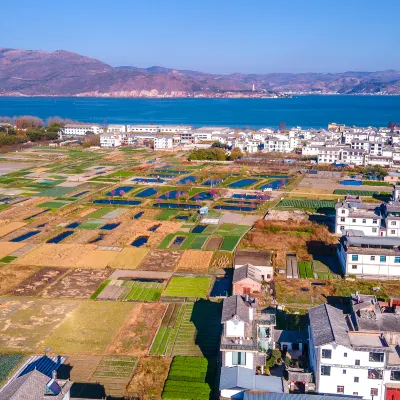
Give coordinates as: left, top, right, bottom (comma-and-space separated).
107, 303, 166, 356
10, 267, 68, 296
0, 222, 27, 238
0, 242, 26, 258
139, 250, 182, 272
176, 250, 213, 273
42, 268, 113, 299
76, 249, 119, 269
204, 236, 223, 250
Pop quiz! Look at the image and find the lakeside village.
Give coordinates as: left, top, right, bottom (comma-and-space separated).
3, 122, 400, 400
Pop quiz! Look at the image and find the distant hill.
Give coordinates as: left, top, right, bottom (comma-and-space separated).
1, 48, 400, 97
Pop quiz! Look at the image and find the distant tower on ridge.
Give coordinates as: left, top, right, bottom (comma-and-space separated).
252, 84, 255, 92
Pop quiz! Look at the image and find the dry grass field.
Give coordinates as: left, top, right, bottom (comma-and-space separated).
44, 301, 134, 354
0, 242, 26, 258
176, 250, 214, 273
138, 250, 182, 272
0, 222, 27, 237
0, 298, 80, 352
76, 249, 119, 269
0, 265, 39, 295
108, 247, 150, 270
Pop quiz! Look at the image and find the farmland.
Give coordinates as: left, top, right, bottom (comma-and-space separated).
277, 198, 336, 212
0, 354, 24, 385
163, 277, 212, 298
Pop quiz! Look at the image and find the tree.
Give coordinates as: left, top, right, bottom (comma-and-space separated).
16, 116, 44, 129
228, 147, 244, 161
388, 121, 395, 131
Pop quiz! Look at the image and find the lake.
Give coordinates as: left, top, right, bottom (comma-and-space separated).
0, 96, 399, 128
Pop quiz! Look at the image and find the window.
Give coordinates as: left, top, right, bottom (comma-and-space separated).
362, 219, 367, 224
392, 230, 396, 234
340, 226, 345, 230
353, 393, 358, 396
292, 343, 299, 351
380, 256, 386, 263
392, 221, 397, 226
352, 255, 359, 261
391, 371, 400, 381
395, 257, 400, 264
369, 352, 384, 362
337, 386, 344, 394
344, 352, 347, 357
373, 219, 378, 224
355, 359, 360, 366
343, 369, 346, 374
354, 377, 359, 382
341, 210, 346, 214
372, 228, 377, 233
321, 366, 331, 376
352, 219, 356, 223
352, 265, 357, 270
232, 352, 246, 366
371, 256, 375, 261
371, 388, 378, 397
322, 349, 332, 359
368, 369, 383, 379
340, 217, 345, 222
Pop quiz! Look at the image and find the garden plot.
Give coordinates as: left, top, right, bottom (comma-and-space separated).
14, 244, 96, 268
41, 268, 113, 299
37, 186, 76, 197
44, 301, 134, 354
0, 354, 24, 386
88, 356, 138, 398
76, 249, 119, 268
108, 247, 150, 269
204, 236, 224, 250
0, 298, 80, 352
10, 267, 68, 296
94, 279, 165, 302
163, 277, 211, 298
150, 301, 222, 357
162, 356, 216, 400
176, 250, 213, 273
107, 303, 166, 356
58, 355, 102, 384
139, 250, 182, 272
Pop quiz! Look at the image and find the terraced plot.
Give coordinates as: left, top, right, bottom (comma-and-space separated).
163, 277, 211, 298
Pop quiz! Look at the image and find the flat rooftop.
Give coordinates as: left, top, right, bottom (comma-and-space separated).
235, 249, 272, 267
348, 332, 388, 349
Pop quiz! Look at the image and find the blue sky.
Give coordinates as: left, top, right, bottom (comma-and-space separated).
2, 0, 399, 74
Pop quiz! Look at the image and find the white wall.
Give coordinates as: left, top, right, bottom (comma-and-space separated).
226, 320, 245, 337
224, 351, 254, 370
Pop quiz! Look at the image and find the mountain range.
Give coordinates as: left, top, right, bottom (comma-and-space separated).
1, 47, 400, 97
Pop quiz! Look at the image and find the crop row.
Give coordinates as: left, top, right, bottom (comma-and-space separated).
278, 199, 336, 209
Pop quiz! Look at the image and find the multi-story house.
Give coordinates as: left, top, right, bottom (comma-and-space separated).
100, 133, 122, 148
337, 235, 400, 277
317, 146, 343, 164
335, 196, 382, 236
107, 124, 126, 133
153, 135, 174, 150
309, 303, 393, 400
220, 294, 279, 399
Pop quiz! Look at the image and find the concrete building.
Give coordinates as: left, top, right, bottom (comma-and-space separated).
61, 123, 103, 137
100, 133, 122, 148
153, 135, 174, 150
107, 124, 126, 133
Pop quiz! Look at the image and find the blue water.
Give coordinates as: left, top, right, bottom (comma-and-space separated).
175, 215, 189, 220
133, 211, 144, 219
153, 203, 200, 209
258, 179, 289, 190
93, 199, 141, 205
66, 222, 80, 229
177, 175, 197, 185
229, 179, 258, 188
158, 190, 185, 200
232, 193, 268, 200
47, 230, 74, 244
192, 225, 207, 233
11, 230, 41, 242
72, 191, 89, 197
131, 236, 149, 247
190, 192, 213, 201
106, 186, 134, 196
131, 177, 165, 183
214, 205, 256, 212
210, 277, 230, 297
135, 187, 159, 197
89, 233, 105, 243
2, 96, 400, 128
101, 223, 120, 230
148, 224, 161, 232
202, 179, 223, 186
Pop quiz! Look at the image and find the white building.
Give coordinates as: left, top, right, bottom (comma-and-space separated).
309, 303, 392, 400
153, 135, 174, 150
107, 124, 126, 133
61, 123, 103, 137
100, 133, 122, 148
337, 235, 400, 277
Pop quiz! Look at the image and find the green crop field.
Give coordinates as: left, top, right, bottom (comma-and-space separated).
334, 189, 378, 196
163, 277, 211, 298
278, 199, 336, 211
298, 261, 313, 279
86, 208, 113, 219
37, 201, 69, 209
150, 301, 222, 358
220, 236, 241, 251
162, 356, 217, 400
120, 281, 164, 302
156, 210, 179, 221
0, 354, 24, 385
37, 186, 76, 197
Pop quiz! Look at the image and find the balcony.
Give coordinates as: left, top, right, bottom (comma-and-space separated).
368, 369, 383, 380
220, 336, 258, 351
